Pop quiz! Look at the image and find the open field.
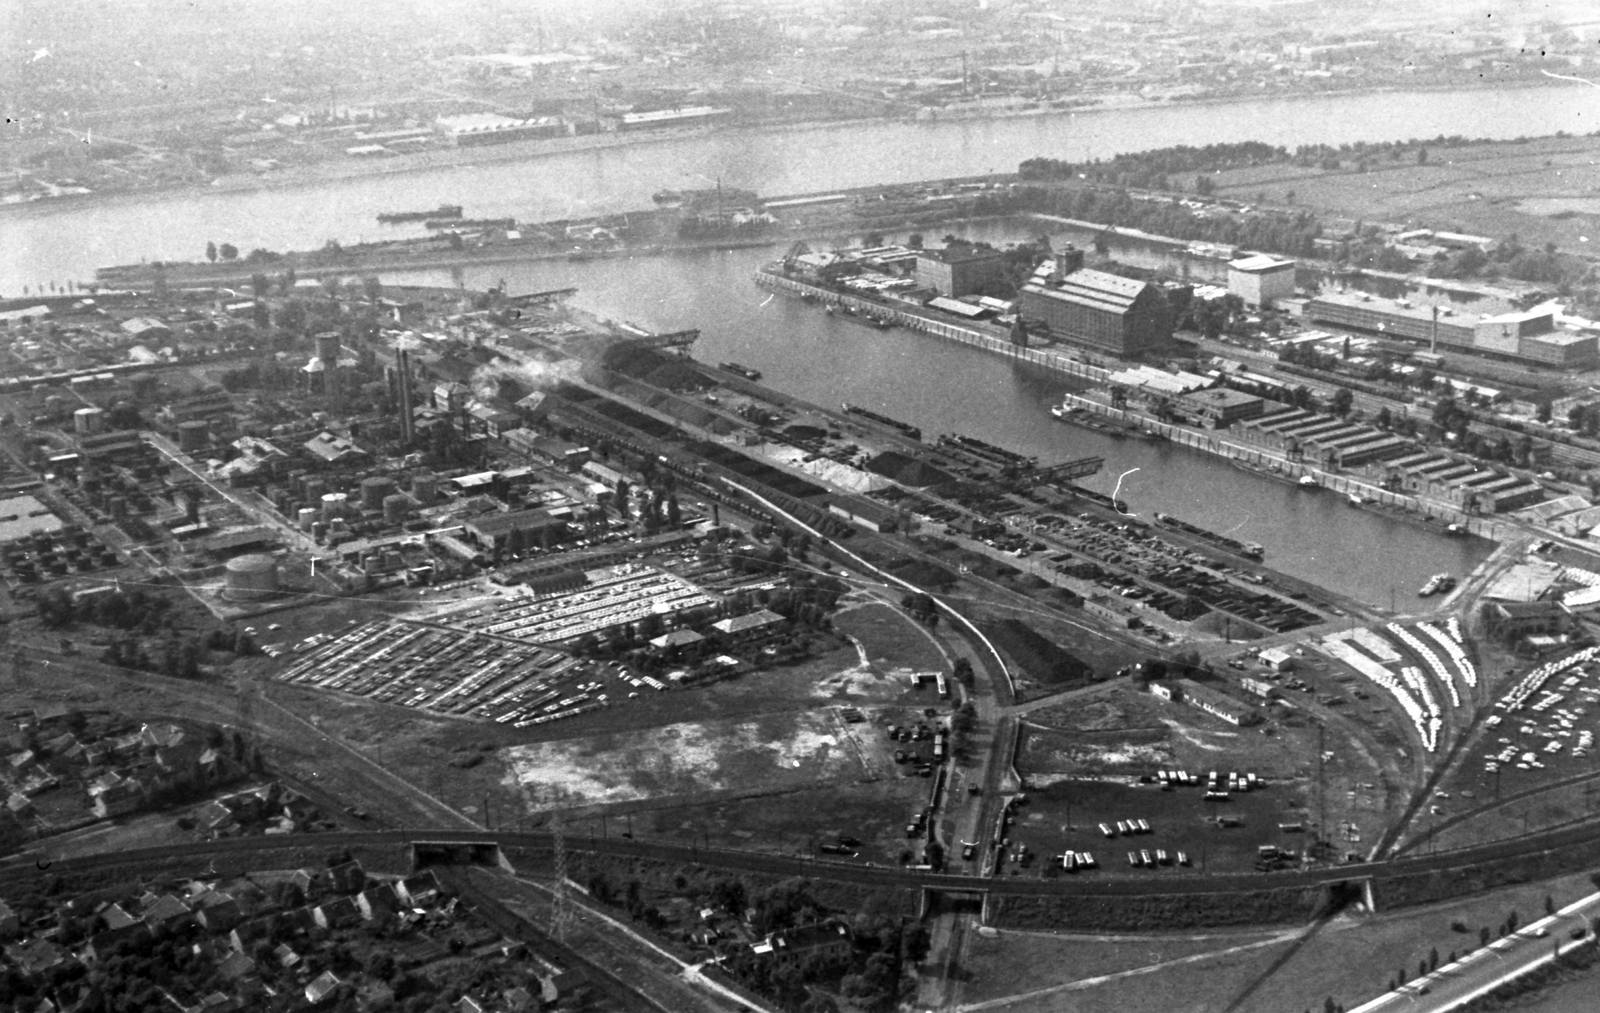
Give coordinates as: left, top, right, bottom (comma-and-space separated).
959, 925, 1295, 1007
833, 600, 948, 674
499, 710, 871, 810
1209, 135, 1600, 251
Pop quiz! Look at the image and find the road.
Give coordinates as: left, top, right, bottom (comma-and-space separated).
1346, 891, 1600, 1013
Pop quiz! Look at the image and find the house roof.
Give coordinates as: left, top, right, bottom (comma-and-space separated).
650, 629, 705, 648
711, 609, 785, 635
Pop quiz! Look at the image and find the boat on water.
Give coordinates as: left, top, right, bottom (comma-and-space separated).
842, 402, 921, 441
1348, 492, 1366, 506
425, 216, 514, 230
377, 204, 461, 224
1418, 573, 1456, 597
1446, 523, 1466, 536
1152, 511, 1266, 560
1298, 475, 1320, 490
719, 362, 762, 381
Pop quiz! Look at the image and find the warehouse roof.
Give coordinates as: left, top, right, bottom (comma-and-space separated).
1229, 254, 1295, 273
1024, 268, 1152, 315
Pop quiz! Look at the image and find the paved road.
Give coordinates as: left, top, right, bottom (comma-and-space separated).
1347, 891, 1600, 1013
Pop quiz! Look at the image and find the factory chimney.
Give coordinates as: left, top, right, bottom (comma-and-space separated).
1430, 305, 1439, 355
397, 348, 415, 445
316, 332, 342, 413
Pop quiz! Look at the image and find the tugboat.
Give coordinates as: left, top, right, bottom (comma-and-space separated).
1418, 573, 1455, 597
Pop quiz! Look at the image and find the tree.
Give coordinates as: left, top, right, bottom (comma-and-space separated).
206, 241, 218, 263
1330, 387, 1354, 417
218, 243, 239, 261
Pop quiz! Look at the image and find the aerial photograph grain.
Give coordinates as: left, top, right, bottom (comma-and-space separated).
4, 1, 1600, 1011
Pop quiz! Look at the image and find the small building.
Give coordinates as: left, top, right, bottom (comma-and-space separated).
1227, 254, 1296, 308
753, 921, 854, 969
710, 609, 785, 639
305, 970, 342, 1006
650, 629, 705, 650
1174, 679, 1260, 726
1485, 600, 1573, 639
1084, 594, 1136, 628
1172, 388, 1266, 429
1258, 646, 1296, 671
1240, 676, 1277, 699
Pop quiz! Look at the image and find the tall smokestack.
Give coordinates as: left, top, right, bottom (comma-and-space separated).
398, 349, 415, 445
1431, 305, 1438, 355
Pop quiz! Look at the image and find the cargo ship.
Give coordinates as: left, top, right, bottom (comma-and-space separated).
719, 362, 762, 381
1050, 403, 1160, 440
1153, 512, 1264, 560
842, 403, 921, 441
425, 217, 515, 230
1418, 573, 1456, 597
378, 204, 461, 224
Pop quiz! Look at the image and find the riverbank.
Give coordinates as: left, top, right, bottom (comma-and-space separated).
2, 77, 1578, 225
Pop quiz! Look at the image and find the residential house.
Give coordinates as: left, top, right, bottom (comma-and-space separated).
142, 894, 192, 930
709, 609, 785, 640
91, 780, 145, 819
273, 942, 301, 969
3, 939, 72, 977
5, 793, 34, 821
216, 951, 256, 982
194, 893, 243, 934
397, 871, 442, 907
325, 859, 365, 895
355, 883, 401, 923
313, 895, 361, 931
305, 970, 342, 1006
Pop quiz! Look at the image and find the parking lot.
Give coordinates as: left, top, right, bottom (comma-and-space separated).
1475, 648, 1600, 798
1001, 774, 1306, 877
441, 562, 721, 646
275, 617, 664, 729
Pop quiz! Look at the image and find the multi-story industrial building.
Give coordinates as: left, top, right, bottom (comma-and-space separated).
1227, 254, 1296, 308
1019, 261, 1173, 357
1304, 292, 1598, 367
914, 244, 1010, 298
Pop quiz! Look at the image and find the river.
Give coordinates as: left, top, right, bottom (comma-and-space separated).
10, 84, 1565, 604
5, 83, 1598, 294
379, 232, 1492, 610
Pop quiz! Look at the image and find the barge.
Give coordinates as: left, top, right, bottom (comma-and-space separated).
378, 204, 462, 224
425, 217, 515, 230
842, 403, 922, 441
1154, 512, 1265, 560
719, 362, 762, 381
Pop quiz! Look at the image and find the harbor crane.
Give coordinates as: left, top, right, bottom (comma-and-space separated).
1031, 455, 1105, 485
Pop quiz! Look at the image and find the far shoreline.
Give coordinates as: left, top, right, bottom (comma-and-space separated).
0, 76, 1583, 224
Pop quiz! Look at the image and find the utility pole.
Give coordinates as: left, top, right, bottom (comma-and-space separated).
550, 810, 570, 942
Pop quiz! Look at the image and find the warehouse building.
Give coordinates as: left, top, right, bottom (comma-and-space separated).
1170, 388, 1266, 429
914, 244, 1009, 298
1019, 261, 1173, 358
1227, 254, 1296, 308
1304, 292, 1597, 368
434, 113, 569, 147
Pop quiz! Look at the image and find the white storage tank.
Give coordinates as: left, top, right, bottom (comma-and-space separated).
321, 492, 348, 521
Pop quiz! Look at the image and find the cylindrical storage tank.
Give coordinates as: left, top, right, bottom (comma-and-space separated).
178, 420, 208, 453
298, 507, 318, 531
224, 554, 279, 601
382, 493, 411, 525
315, 332, 342, 365
410, 471, 437, 504
320, 492, 347, 521
311, 521, 327, 542
360, 476, 397, 511
303, 479, 326, 503
44, 395, 68, 417
73, 407, 104, 434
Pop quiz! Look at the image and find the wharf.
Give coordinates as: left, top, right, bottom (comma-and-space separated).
1056, 392, 1513, 542
753, 268, 1112, 385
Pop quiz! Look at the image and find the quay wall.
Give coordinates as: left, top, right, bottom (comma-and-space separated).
1056, 393, 1514, 542
753, 269, 1112, 385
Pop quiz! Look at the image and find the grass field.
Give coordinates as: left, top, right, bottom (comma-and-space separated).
833, 600, 948, 675
1209, 135, 1600, 253
959, 926, 1294, 1007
